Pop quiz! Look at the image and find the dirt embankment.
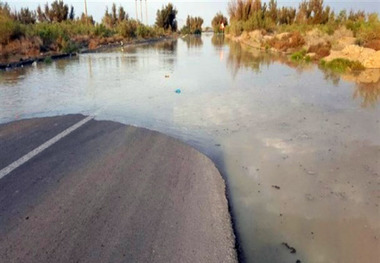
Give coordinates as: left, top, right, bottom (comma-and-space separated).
0, 35, 172, 69
0, 35, 117, 67
226, 27, 380, 69
324, 45, 380, 68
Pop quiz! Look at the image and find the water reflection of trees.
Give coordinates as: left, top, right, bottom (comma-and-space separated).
321, 69, 341, 86
55, 56, 79, 73
226, 38, 379, 107
126, 40, 177, 67
153, 39, 177, 52
211, 34, 225, 48
226, 39, 279, 77
353, 82, 380, 108
135, 39, 178, 53
0, 62, 48, 85
182, 35, 203, 49
0, 68, 27, 85
226, 38, 312, 78
321, 68, 380, 107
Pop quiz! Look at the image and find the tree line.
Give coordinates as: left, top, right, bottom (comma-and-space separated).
226, 0, 379, 37
0, 0, 184, 53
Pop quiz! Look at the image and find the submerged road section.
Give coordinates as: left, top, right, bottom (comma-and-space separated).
0, 115, 237, 263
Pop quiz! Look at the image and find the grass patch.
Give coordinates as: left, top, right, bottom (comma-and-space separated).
320, 58, 364, 73
290, 49, 311, 62
43, 56, 52, 64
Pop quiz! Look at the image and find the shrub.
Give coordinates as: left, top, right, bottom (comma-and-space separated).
291, 50, 306, 61
180, 26, 191, 35
118, 20, 138, 38
0, 14, 25, 44
136, 24, 156, 38
154, 26, 166, 37
194, 28, 202, 35
267, 31, 305, 51
61, 39, 78, 53
94, 24, 113, 37
320, 58, 365, 73
290, 49, 311, 62
228, 21, 244, 36
243, 12, 275, 32
307, 42, 331, 58
33, 22, 65, 46
0, 15, 15, 44
364, 39, 380, 51
43, 56, 52, 63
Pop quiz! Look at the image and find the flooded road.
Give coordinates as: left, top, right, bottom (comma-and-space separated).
1, 34, 379, 263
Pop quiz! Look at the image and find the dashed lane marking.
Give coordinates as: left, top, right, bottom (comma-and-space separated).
0, 115, 94, 180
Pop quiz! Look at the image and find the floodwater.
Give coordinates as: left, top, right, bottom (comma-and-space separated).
0, 34, 379, 263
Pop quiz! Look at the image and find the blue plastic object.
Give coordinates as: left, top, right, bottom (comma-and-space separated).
175, 89, 181, 94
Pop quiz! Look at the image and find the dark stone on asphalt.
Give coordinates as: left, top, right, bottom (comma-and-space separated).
282, 242, 297, 254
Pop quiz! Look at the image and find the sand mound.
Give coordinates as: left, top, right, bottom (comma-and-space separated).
324, 45, 380, 69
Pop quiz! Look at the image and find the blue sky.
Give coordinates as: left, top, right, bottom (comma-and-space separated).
4, 0, 380, 27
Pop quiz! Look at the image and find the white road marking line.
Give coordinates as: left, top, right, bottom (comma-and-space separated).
0, 115, 94, 180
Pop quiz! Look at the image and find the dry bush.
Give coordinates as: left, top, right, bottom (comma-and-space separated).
308, 42, 331, 58
267, 31, 305, 51
364, 39, 380, 51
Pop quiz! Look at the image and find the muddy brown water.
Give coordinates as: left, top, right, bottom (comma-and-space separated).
0, 34, 379, 263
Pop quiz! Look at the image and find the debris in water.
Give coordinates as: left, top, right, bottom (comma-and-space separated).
305, 193, 314, 201
165, 75, 170, 78
215, 144, 221, 147
272, 185, 281, 190
282, 242, 296, 254
175, 89, 181, 94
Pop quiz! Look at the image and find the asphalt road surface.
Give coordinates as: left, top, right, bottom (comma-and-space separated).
0, 115, 237, 263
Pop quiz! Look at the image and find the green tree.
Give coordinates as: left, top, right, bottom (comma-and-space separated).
111, 3, 117, 25
80, 12, 94, 25
48, 0, 69, 22
184, 15, 203, 34
36, 5, 47, 22
69, 5, 74, 20
118, 6, 128, 22
278, 7, 296, 24
36, 1, 69, 23
309, 0, 324, 24
102, 7, 113, 28
16, 8, 36, 24
0, 1, 11, 16
267, 0, 278, 23
155, 3, 178, 31
212, 12, 228, 32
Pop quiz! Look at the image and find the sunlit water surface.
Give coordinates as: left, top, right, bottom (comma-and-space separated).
1, 34, 379, 263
